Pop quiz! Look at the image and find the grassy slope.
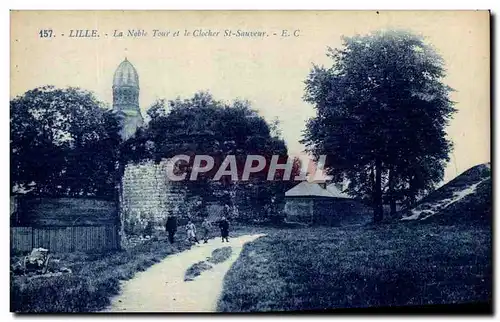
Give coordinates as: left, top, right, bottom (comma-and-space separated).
420, 163, 490, 205
402, 163, 491, 224
428, 178, 491, 225
217, 224, 491, 312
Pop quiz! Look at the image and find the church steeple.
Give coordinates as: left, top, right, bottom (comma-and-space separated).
112, 58, 143, 140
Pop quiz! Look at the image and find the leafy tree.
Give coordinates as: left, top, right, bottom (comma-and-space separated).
128, 92, 300, 221
10, 86, 121, 198
302, 30, 456, 222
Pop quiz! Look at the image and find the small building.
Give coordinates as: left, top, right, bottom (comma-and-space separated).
284, 181, 370, 226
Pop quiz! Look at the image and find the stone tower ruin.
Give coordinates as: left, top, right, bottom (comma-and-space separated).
112, 59, 185, 230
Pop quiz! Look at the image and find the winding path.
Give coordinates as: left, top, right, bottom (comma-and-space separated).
104, 234, 264, 312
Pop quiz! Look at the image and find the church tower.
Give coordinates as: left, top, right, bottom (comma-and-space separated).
112, 58, 144, 140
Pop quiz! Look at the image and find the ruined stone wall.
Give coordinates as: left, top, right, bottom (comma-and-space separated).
121, 160, 185, 225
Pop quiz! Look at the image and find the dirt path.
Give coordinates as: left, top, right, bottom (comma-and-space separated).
104, 234, 264, 312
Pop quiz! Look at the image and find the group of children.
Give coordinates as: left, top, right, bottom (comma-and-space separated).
185, 217, 230, 244
165, 214, 230, 245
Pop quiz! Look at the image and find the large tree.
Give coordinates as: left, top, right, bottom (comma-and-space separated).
302, 30, 456, 222
10, 86, 121, 198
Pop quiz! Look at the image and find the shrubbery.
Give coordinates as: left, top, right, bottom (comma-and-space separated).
124, 212, 161, 237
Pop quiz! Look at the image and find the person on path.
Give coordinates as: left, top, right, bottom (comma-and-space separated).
186, 220, 199, 244
165, 214, 177, 244
201, 218, 212, 244
218, 216, 229, 242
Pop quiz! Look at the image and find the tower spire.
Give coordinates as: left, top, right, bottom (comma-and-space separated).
112, 58, 143, 140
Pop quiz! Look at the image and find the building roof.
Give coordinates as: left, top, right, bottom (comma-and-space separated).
285, 181, 353, 199
113, 58, 139, 88
326, 183, 352, 199
283, 181, 337, 198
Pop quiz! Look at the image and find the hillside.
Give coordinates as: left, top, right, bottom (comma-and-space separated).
401, 163, 491, 225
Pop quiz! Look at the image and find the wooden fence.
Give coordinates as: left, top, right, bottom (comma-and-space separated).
11, 225, 119, 253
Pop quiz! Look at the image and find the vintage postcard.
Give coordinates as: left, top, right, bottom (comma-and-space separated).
10, 10, 491, 313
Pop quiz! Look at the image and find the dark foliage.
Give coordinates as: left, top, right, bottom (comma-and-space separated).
123, 92, 301, 221
10, 86, 121, 199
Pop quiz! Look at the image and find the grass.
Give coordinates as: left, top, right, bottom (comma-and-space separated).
10, 236, 192, 313
184, 261, 213, 281
402, 163, 491, 225
419, 163, 490, 205
13, 219, 490, 312
428, 178, 491, 225
184, 246, 233, 281
217, 223, 492, 312
10, 224, 255, 313
208, 246, 232, 264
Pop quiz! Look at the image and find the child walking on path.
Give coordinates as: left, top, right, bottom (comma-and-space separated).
186, 220, 199, 244
201, 218, 212, 244
218, 217, 229, 242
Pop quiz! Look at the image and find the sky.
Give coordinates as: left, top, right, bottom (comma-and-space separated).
10, 11, 490, 184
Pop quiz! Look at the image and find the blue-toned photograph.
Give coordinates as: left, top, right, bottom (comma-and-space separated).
9, 10, 491, 314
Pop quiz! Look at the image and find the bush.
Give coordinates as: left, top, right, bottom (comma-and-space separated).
124, 216, 142, 236
143, 220, 155, 237
124, 212, 162, 237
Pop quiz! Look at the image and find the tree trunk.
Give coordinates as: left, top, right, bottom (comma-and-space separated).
373, 159, 383, 223
389, 167, 396, 216
390, 197, 397, 216
408, 176, 416, 208
116, 160, 127, 250
116, 174, 125, 250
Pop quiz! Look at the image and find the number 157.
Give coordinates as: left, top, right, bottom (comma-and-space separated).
39, 29, 53, 38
